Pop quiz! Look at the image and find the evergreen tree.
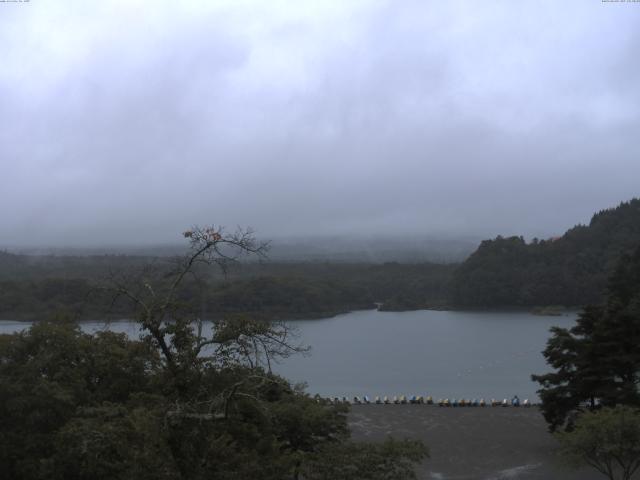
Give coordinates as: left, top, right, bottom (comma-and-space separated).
452, 198, 640, 307
532, 245, 640, 431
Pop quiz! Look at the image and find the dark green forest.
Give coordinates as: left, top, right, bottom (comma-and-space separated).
0, 228, 428, 479
0, 254, 454, 321
532, 243, 640, 431
1, 201, 640, 478
450, 199, 640, 308
1, 198, 639, 320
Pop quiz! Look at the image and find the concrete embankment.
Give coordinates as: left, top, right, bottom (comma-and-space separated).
348, 405, 602, 480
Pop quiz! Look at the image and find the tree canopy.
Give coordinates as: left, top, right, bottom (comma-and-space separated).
556, 406, 640, 480
452, 198, 640, 307
532, 244, 640, 431
0, 225, 428, 479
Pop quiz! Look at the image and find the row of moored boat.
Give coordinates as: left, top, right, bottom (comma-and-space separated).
321, 395, 532, 407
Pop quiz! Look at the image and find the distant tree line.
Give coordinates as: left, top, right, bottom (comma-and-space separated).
2, 198, 639, 319
0, 258, 454, 321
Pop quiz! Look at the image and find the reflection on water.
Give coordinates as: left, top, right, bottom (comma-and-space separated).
0, 309, 577, 400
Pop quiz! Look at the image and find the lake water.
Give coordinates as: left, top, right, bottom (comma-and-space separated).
0, 309, 578, 401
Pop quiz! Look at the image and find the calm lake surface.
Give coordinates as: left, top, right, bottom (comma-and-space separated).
0, 309, 578, 400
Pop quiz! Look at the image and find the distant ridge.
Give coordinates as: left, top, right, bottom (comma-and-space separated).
450, 198, 640, 307
0, 250, 22, 266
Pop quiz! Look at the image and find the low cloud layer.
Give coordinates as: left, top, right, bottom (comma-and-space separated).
1, 0, 638, 246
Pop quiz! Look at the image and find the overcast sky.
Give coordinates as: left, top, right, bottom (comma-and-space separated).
1, 0, 638, 246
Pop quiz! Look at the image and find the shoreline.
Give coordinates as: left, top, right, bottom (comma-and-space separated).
0, 305, 581, 324
0, 303, 583, 323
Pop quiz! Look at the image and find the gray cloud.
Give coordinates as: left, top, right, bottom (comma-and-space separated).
1, 0, 639, 246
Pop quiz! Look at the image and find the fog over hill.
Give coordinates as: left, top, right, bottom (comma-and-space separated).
265, 235, 481, 263
5, 234, 481, 264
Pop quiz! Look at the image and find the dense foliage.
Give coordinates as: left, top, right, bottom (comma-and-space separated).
556, 406, 640, 480
451, 199, 640, 307
532, 244, 640, 431
0, 320, 421, 480
0, 256, 454, 321
0, 226, 428, 479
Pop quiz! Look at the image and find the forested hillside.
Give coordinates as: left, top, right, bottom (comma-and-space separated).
3, 199, 639, 318
0, 258, 454, 321
450, 199, 640, 307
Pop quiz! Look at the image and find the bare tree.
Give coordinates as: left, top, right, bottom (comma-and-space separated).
103, 225, 306, 403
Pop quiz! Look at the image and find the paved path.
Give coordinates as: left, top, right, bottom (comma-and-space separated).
349, 405, 605, 480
